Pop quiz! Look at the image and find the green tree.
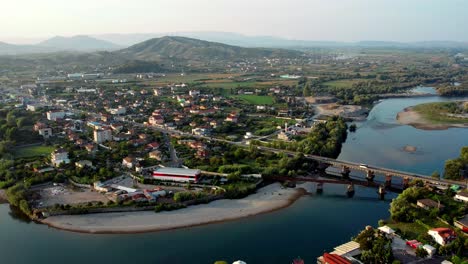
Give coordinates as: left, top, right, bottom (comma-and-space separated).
415, 247, 428, 258
431, 170, 440, 180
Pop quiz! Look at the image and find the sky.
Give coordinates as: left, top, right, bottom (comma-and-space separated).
1, 0, 467, 44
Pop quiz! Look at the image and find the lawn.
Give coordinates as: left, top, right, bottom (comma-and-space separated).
13, 145, 54, 158
235, 95, 275, 105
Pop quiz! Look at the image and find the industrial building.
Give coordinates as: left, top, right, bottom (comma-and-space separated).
152, 167, 201, 183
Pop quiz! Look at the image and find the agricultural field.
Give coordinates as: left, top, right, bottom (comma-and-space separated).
234, 95, 275, 105
13, 145, 54, 158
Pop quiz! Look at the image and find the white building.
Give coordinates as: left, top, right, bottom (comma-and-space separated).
109, 107, 126, 115
93, 129, 113, 144
454, 191, 468, 203
189, 90, 200, 97
38, 127, 53, 139
152, 167, 201, 183
51, 148, 70, 167
47, 110, 66, 121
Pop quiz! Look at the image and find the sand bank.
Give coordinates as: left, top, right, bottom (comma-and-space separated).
396, 107, 468, 130
42, 183, 306, 234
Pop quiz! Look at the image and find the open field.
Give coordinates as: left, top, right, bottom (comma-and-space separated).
397, 104, 468, 130
35, 185, 110, 208
322, 79, 366, 88
412, 102, 468, 124
235, 95, 275, 105
13, 145, 54, 158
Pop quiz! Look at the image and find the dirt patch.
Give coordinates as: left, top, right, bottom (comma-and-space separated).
403, 145, 417, 153
34, 185, 110, 208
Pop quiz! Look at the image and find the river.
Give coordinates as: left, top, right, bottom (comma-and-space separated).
0, 88, 466, 264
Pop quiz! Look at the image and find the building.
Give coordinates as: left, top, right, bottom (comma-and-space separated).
454, 191, 468, 203
454, 215, 468, 233
417, 198, 445, 211
75, 160, 93, 169
109, 107, 126, 115
46, 110, 66, 121
93, 129, 113, 144
51, 148, 70, 167
152, 167, 201, 183
427, 228, 457, 246
149, 150, 163, 161
38, 127, 52, 138
189, 90, 200, 97
122, 157, 137, 169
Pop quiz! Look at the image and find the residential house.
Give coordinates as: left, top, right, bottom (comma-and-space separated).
51, 148, 70, 167
427, 228, 457, 246
75, 160, 93, 169
122, 157, 137, 169
149, 150, 163, 161
417, 199, 445, 211
454, 191, 468, 203
454, 215, 468, 233
47, 110, 66, 121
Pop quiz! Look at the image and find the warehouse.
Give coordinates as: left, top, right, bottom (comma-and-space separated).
152, 167, 201, 183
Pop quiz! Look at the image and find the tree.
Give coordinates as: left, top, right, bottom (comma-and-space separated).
349, 123, 357, 132
431, 170, 440, 180
415, 247, 428, 258
444, 159, 463, 180
303, 83, 311, 97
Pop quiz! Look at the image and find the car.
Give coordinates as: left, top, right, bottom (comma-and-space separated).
359, 164, 368, 169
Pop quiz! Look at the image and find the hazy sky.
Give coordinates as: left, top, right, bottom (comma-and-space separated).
2, 0, 467, 44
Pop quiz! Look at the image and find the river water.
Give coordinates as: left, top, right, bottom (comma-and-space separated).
0, 89, 466, 264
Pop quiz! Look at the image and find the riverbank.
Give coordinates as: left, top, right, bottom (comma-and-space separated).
42, 183, 306, 234
396, 107, 468, 130
0, 190, 6, 204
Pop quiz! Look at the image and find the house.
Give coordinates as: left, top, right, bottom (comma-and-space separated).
454, 190, 468, 203
122, 157, 137, 169
427, 228, 457, 246
51, 148, 70, 167
109, 107, 126, 115
417, 199, 445, 211
75, 160, 93, 169
454, 215, 468, 233
146, 142, 160, 150
423, 244, 437, 257
47, 110, 66, 121
85, 144, 97, 153
38, 127, 52, 139
225, 112, 239, 123
192, 127, 211, 136
189, 90, 200, 97
93, 129, 113, 144
149, 150, 163, 161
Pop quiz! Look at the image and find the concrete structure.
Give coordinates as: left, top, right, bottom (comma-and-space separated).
109, 107, 126, 115
51, 148, 70, 167
47, 110, 66, 121
423, 244, 437, 257
427, 228, 457, 246
153, 167, 201, 183
38, 127, 52, 139
93, 129, 113, 144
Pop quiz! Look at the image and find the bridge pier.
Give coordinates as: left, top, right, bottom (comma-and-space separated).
346, 183, 355, 197
366, 170, 375, 183
341, 166, 351, 179
385, 174, 392, 188
403, 177, 410, 189
316, 182, 323, 194
378, 185, 386, 200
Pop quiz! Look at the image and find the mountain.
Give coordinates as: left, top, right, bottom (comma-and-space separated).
117, 36, 304, 61
0, 41, 57, 55
38, 35, 121, 51
96, 31, 468, 49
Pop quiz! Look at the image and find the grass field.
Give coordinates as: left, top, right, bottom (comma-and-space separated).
235, 95, 275, 105
13, 145, 54, 158
413, 101, 468, 124
322, 79, 366, 89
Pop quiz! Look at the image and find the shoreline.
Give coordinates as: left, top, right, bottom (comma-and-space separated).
396, 107, 468, 130
41, 183, 307, 234
0, 190, 6, 204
